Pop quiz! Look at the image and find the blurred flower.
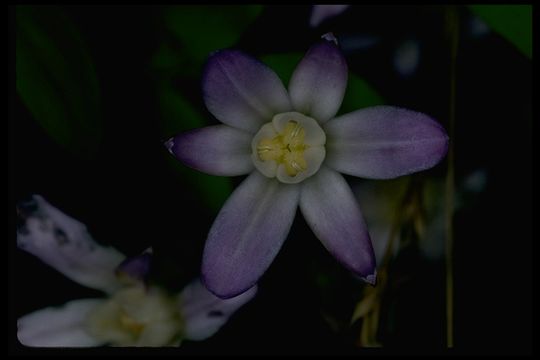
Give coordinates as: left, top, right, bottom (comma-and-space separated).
393, 37, 421, 78
309, 5, 350, 27
166, 33, 448, 299
467, 14, 490, 38
349, 168, 487, 346
16, 195, 256, 347
308, 5, 410, 78
353, 168, 488, 264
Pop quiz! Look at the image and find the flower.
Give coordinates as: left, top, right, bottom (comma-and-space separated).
165, 33, 448, 299
16, 195, 256, 347
353, 169, 487, 263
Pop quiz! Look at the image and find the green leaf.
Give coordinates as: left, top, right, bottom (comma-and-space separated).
260, 53, 303, 85
158, 83, 232, 212
155, 4, 263, 211
163, 5, 263, 68
165, 155, 233, 213
469, 5, 532, 58
158, 83, 205, 135
16, 6, 102, 158
261, 52, 384, 115
339, 73, 385, 114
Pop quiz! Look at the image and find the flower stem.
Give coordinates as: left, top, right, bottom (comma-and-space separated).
444, 5, 459, 349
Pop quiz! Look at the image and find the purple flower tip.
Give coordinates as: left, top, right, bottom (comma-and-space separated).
164, 137, 175, 155
362, 270, 377, 286
200, 271, 244, 300
321, 32, 338, 45
115, 249, 153, 283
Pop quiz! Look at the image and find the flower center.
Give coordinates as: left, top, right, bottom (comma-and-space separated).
257, 121, 307, 176
119, 310, 145, 336
85, 286, 184, 346
251, 112, 326, 184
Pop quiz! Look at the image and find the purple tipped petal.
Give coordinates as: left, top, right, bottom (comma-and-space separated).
363, 271, 377, 286
299, 167, 376, 281
202, 172, 300, 299
324, 106, 449, 179
115, 248, 152, 284
18, 299, 105, 347
289, 37, 348, 123
16, 195, 125, 294
179, 279, 257, 341
203, 50, 292, 133
167, 125, 254, 176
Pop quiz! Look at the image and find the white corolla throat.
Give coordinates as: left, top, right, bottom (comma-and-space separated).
251, 112, 326, 184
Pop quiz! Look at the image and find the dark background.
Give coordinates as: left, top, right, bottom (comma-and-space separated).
9, 5, 532, 355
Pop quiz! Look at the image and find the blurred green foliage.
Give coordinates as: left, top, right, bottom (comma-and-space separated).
260, 53, 304, 85
16, 6, 102, 158
153, 5, 263, 212
163, 5, 263, 75
158, 82, 233, 212
469, 5, 532, 58
158, 84, 205, 136
340, 74, 385, 114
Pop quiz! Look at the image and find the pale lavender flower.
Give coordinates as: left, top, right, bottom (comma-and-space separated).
16, 195, 256, 347
166, 34, 448, 299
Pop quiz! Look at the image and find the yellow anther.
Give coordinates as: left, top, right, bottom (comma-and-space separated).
251, 112, 326, 184
257, 138, 282, 161
256, 121, 309, 177
282, 121, 306, 149
283, 150, 307, 176
291, 161, 303, 172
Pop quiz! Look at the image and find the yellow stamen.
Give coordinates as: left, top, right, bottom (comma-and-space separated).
257, 121, 308, 177
257, 137, 283, 162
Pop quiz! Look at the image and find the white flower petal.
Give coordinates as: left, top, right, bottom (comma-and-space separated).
16, 195, 125, 293
289, 38, 348, 123
166, 125, 254, 176
299, 167, 376, 282
18, 299, 104, 347
324, 106, 448, 179
179, 279, 257, 341
203, 50, 292, 133
202, 172, 300, 298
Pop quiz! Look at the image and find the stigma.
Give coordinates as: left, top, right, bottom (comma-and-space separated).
251, 112, 326, 184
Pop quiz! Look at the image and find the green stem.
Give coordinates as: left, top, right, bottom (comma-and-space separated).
444, 5, 459, 349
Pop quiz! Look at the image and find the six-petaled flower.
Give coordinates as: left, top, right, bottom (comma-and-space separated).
166, 33, 449, 299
